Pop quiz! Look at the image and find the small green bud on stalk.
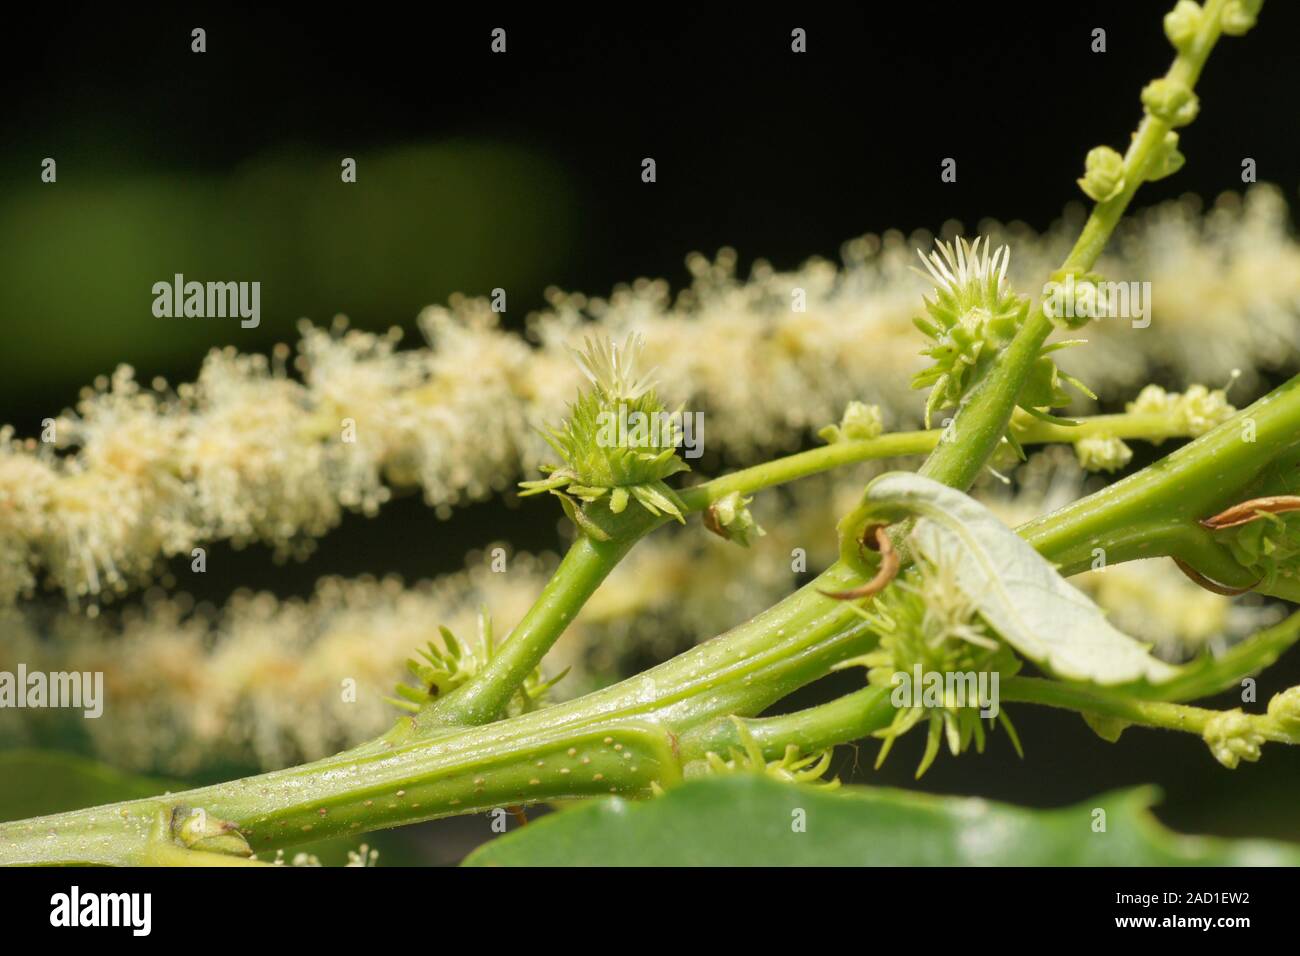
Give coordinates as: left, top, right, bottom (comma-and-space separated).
1265, 686, 1300, 734
1221, 0, 1263, 36
1145, 132, 1186, 182
1078, 146, 1126, 202
1142, 78, 1200, 127
1074, 433, 1133, 473
172, 806, 253, 857
1163, 1, 1204, 50
818, 401, 884, 444
703, 491, 765, 547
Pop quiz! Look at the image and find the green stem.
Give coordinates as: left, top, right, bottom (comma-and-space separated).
446, 407, 1203, 730
1002, 676, 1216, 735
1019, 376, 1300, 582
918, 309, 1052, 489
919, 1, 1230, 491
1003, 674, 1299, 748
680, 410, 1203, 511
0, 561, 876, 866
680, 686, 894, 763
680, 432, 935, 510
420, 522, 646, 728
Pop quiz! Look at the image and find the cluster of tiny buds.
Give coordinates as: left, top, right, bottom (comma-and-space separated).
1073, 434, 1133, 474
1202, 680, 1299, 769
1078, 0, 1262, 207
1166, 1, 1261, 47
1266, 686, 1300, 732
1202, 709, 1264, 768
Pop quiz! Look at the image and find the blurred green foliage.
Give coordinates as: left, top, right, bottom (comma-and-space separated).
465, 775, 1300, 866
0, 749, 179, 822
1, 142, 575, 401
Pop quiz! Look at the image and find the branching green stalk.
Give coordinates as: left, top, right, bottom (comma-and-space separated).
4, 377, 1293, 863
681, 433, 936, 510
419, 521, 648, 728
1020, 377, 1300, 594
436, 406, 1215, 729
1, 0, 1279, 867
679, 410, 1205, 511
1003, 675, 1300, 754
920, 0, 1231, 490
1004, 676, 1218, 735
0, 561, 877, 865
435, 110, 1262, 735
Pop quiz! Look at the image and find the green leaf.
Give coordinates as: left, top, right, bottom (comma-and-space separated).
0, 749, 179, 823
854, 472, 1179, 686
463, 776, 1300, 866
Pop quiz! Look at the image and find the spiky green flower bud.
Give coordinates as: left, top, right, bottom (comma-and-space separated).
700, 717, 839, 788
1141, 78, 1200, 127
1078, 146, 1126, 202
834, 556, 1023, 777
1163, 1, 1203, 49
818, 401, 884, 444
520, 335, 689, 525
911, 238, 1091, 428
390, 609, 563, 716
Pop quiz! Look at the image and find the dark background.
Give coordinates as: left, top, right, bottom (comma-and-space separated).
3, 3, 1299, 861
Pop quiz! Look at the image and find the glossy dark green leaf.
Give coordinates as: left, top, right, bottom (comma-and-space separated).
463, 775, 1300, 866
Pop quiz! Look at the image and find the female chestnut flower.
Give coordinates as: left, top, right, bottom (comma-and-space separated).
701, 717, 839, 789
833, 554, 1024, 778
390, 609, 564, 717
910, 237, 1091, 430
519, 334, 689, 526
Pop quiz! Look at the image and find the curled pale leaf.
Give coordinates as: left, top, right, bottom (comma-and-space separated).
848, 472, 1180, 686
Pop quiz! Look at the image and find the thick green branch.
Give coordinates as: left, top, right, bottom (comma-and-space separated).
0, 561, 877, 865
1019, 376, 1300, 588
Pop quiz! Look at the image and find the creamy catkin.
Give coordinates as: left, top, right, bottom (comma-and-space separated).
2, 187, 1299, 607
